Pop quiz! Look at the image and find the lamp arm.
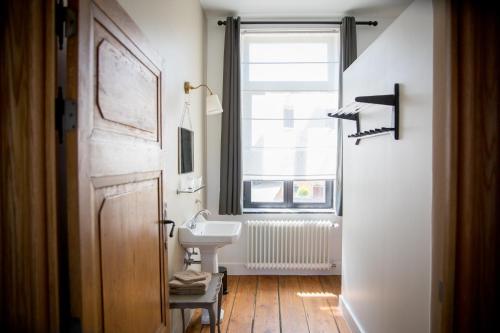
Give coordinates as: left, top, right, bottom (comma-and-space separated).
184, 81, 214, 95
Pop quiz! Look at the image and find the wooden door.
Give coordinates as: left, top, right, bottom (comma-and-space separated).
66, 0, 169, 332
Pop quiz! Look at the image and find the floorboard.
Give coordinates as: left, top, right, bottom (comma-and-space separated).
253, 276, 280, 333
279, 276, 310, 333
184, 275, 350, 333
319, 276, 351, 333
298, 276, 339, 333
226, 276, 258, 333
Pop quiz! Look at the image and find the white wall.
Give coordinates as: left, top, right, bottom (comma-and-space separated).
356, 16, 396, 55
116, 1, 205, 332
204, 12, 403, 275
341, 1, 433, 332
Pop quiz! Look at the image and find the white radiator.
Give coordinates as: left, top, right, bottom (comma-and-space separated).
246, 220, 332, 270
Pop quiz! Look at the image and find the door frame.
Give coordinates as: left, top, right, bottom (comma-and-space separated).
431, 0, 499, 332
0, 0, 59, 331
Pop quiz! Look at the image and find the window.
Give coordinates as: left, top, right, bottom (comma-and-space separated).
241, 30, 339, 211
243, 180, 334, 209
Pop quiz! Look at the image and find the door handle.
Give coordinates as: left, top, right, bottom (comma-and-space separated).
161, 220, 175, 238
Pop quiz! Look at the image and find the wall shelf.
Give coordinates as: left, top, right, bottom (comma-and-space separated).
348, 127, 395, 138
177, 184, 206, 194
328, 83, 400, 145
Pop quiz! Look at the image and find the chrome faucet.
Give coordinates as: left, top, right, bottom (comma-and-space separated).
188, 209, 211, 229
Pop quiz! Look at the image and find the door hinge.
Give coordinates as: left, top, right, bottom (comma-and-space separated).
56, 87, 77, 143
56, 0, 77, 50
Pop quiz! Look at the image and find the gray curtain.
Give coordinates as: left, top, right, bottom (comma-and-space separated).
219, 17, 242, 215
335, 17, 357, 216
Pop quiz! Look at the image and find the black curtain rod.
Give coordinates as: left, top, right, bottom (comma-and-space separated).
217, 20, 378, 26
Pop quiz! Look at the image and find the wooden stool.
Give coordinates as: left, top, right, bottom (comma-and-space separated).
169, 273, 223, 333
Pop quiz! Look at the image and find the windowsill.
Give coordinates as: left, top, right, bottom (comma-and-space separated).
243, 208, 335, 214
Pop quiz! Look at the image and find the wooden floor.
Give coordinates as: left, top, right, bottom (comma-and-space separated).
184, 275, 350, 333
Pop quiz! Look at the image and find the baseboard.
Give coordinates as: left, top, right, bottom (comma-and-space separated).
340, 295, 365, 333
219, 261, 341, 275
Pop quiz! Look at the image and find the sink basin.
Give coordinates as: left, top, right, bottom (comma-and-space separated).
178, 219, 241, 273
179, 221, 241, 248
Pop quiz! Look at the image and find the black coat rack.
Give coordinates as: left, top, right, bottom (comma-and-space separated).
328, 83, 400, 145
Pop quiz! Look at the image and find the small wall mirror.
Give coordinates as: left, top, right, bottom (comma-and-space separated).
178, 127, 194, 174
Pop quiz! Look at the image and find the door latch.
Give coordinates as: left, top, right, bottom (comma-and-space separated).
161, 220, 176, 238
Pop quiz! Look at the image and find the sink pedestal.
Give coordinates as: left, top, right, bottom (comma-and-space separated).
199, 246, 219, 274
198, 246, 224, 324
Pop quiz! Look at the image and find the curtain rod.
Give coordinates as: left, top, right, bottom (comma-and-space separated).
217, 20, 378, 26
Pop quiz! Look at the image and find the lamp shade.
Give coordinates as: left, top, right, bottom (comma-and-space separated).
206, 94, 223, 115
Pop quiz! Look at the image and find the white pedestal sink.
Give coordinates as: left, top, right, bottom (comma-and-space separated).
179, 220, 241, 273
178, 218, 241, 324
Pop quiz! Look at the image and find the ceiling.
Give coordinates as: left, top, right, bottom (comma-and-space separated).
200, 0, 413, 18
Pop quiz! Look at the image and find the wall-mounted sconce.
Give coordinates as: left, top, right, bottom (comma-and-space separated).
184, 81, 223, 116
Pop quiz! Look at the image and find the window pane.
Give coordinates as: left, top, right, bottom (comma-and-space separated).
251, 181, 284, 203
242, 32, 340, 63
244, 148, 336, 178
243, 92, 338, 119
249, 63, 329, 82
293, 180, 326, 203
248, 42, 329, 63
245, 119, 336, 148
242, 92, 337, 178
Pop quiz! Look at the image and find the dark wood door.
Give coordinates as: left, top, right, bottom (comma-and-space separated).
0, 1, 59, 331
66, 0, 168, 331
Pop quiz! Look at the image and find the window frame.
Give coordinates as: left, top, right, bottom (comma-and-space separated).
243, 180, 334, 210
240, 30, 339, 213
